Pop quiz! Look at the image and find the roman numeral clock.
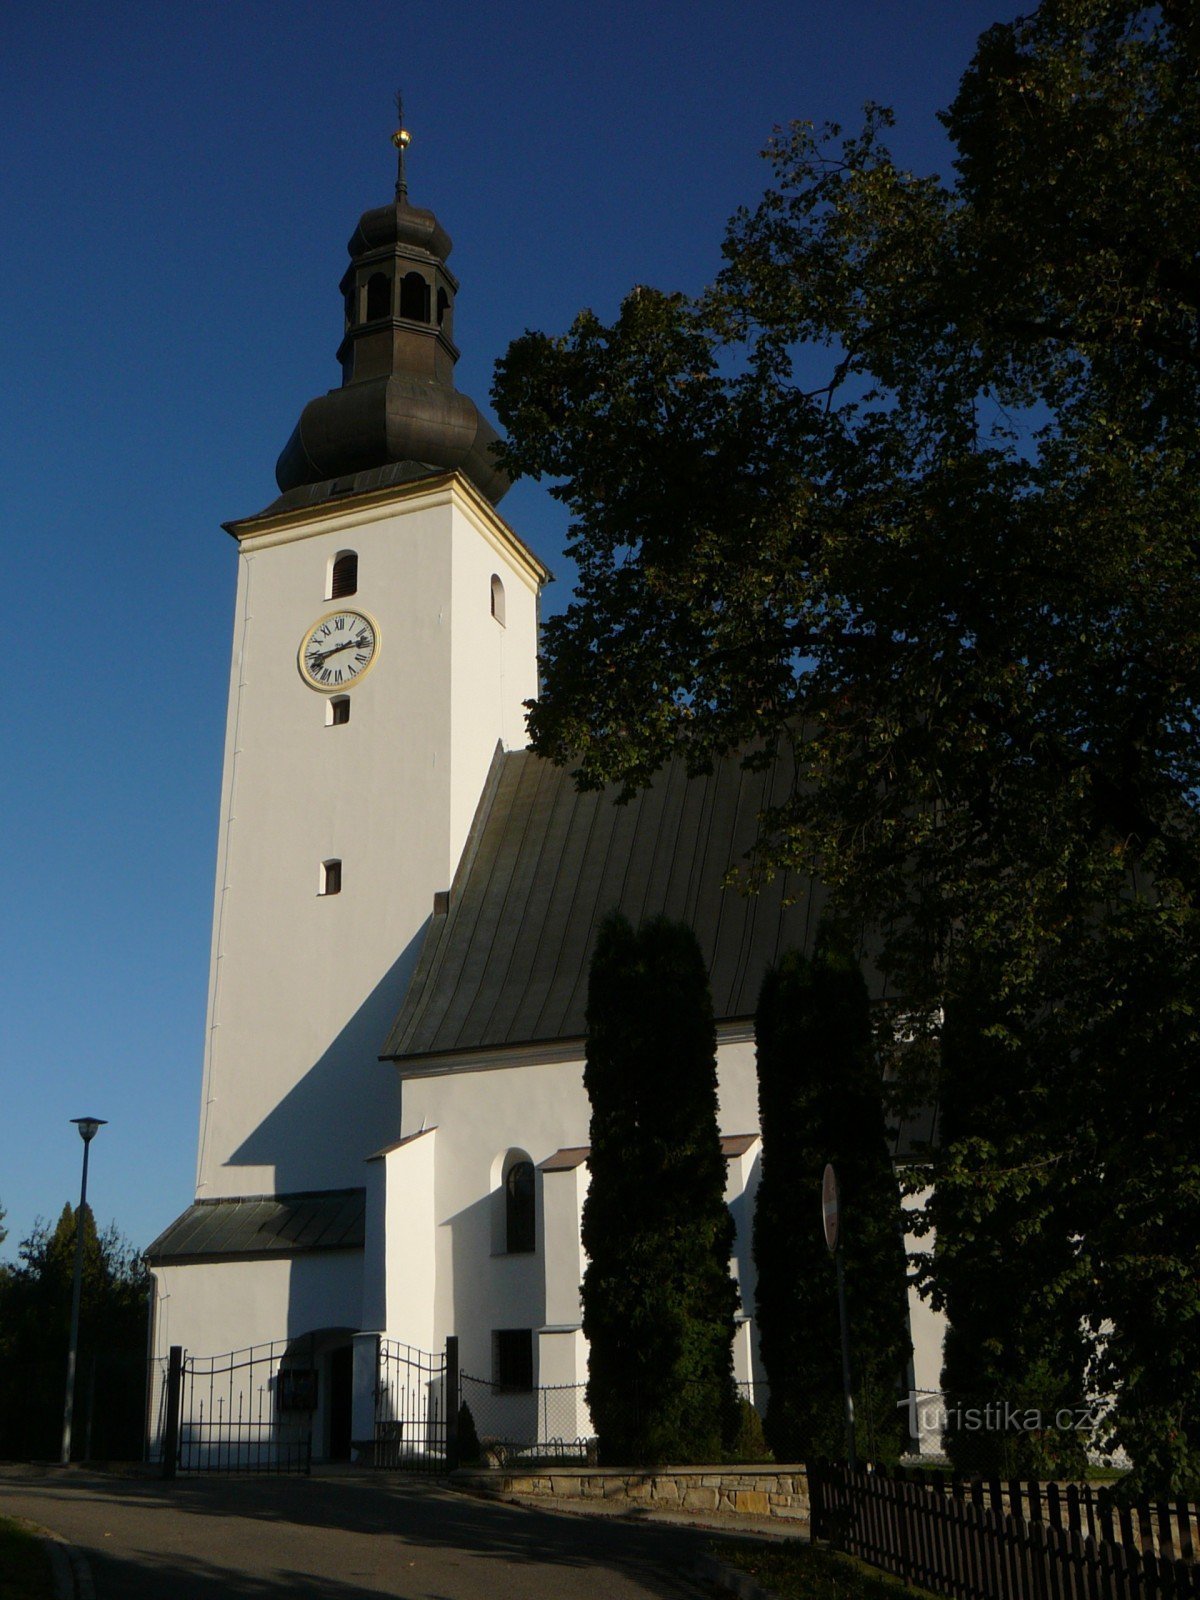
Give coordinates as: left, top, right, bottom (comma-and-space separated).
298, 610, 379, 691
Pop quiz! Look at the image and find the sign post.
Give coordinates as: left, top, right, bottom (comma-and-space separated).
822, 1163, 857, 1470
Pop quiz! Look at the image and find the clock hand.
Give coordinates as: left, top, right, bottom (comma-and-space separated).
308, 639, 361, 667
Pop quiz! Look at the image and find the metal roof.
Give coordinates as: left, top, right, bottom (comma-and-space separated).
145, 1188, 365, 1264
383, 745, 828, 1064
538, 1136, 759, 1174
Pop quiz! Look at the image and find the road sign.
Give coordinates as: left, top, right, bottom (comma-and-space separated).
822, 1162, 840, 1254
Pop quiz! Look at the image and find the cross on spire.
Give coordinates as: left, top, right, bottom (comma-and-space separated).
392, 91, 411, 202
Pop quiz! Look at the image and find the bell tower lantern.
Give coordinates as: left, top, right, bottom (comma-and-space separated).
275, 101, 507, 505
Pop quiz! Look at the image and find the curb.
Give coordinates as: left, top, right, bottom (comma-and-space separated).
696, 1552, 782, 1600
23, 1523, 95, 1600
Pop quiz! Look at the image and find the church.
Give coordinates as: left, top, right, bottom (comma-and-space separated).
145, 121, 944, 1465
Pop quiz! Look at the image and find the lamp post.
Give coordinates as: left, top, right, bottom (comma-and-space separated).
61, 1117, 106, 1465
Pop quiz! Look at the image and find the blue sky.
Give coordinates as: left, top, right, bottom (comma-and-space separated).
1, 0, 1023, 1259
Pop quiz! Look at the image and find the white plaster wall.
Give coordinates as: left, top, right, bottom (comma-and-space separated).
399, 1043, 767, 1388
541, 1163, 587, 1330
723, 1140, 762, 1352
193, 478, 541, 1204
448, 498, 541, 856
381, 1131, 437, 1350
715, 1036, 761, 1137
903, 1186, 947, 1451
400, 1055, 591, 1383
150, 1251, 363, 1360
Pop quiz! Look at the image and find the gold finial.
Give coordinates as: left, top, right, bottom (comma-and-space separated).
393, 91, 410, 201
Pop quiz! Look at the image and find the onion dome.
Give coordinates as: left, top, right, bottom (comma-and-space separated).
275, 108, 508, 506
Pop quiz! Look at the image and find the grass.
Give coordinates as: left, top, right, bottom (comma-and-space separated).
709, 1537, 940, 1600
0, 1517, 55, 1600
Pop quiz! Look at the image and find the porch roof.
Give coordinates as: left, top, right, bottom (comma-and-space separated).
144, 1187, 365, 1263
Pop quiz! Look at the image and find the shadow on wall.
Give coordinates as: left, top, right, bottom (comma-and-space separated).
228, 920, 431, 1194
445, 1184, 545, 1379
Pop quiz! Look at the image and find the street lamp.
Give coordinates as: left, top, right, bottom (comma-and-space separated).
61, 1117, 106, 1465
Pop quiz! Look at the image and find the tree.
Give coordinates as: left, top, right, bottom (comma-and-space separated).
581, 912, 740, 1464
0, 1205, 149, 1461
753, 926, 911, 1464
495, 2, 1200, 1492
929, 981, 1090, 1479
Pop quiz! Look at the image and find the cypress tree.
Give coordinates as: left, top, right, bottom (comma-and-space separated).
581, 912, 740, 1465
753, 923, 911, 1463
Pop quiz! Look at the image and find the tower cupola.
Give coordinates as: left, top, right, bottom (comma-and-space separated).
275, 106, 508, 505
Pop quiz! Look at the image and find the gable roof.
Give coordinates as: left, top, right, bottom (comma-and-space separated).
383, 744, 827, 1064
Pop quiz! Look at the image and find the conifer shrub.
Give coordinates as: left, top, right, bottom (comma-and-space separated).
457, 1401, 482, 1466
752, 923, 911, 1464
582, 912, 740, 1465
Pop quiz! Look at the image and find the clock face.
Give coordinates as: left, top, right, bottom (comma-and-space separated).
298, 608, 379, 691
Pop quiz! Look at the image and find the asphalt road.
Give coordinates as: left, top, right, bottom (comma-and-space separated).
0, 1466, 719, 1599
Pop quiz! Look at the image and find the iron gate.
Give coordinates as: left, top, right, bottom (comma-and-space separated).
163, 1341, 313, 1475
373, 1338, 451, 1471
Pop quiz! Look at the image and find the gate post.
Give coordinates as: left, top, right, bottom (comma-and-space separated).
161, 1345, 183, 1480
445, 1336, 460, 1472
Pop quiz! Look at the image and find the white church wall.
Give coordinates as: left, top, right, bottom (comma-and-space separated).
150, 1251, 363, 1360
447, 494, 541, 860
903, 1185, 948, 1453
541, 1161, 587, 1330
400, 1052, 591, 1384
194, 479, 539, 1208
397, 1041, 773, 1393
381, 1129, 438, 1349
715, 1034, 761, 1136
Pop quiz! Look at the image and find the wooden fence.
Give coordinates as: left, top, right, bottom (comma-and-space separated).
808, 1463, 1200, 1600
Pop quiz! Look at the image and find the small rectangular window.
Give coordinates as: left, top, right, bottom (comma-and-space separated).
321, 860, 342, 896
493, 1329, 533, 1392
328, 696, 350, 726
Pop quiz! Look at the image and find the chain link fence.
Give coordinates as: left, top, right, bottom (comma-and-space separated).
457, 1374, 769, 1467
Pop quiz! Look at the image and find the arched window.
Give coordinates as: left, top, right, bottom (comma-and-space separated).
344, 287, 357, 328
504, 1158, 535, 1254
320, 859, 342, 896
365, 272, 391, 321
400, 271, 430, 322
330, 550, 358, 599
436, 287, 450, 328
490, 574, 506, 627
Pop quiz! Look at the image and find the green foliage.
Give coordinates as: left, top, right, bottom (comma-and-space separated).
728, 1396, 769, 1463
0, 1516, 54, 1600
710, 1536, 936, 1600
929, 980, 1090, 1479
581, 912, 740, 1465
0, 1205, 149, 1461
457, 1401, 481, 1467
753, 927, 911, 1464
494, 2, 1200, 1493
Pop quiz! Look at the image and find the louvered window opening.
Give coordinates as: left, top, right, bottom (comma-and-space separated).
331, 553, 358, 599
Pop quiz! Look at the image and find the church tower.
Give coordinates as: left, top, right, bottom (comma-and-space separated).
149, 115, 547, 1368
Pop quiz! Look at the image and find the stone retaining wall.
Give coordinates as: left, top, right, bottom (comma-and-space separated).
453, 1463, 810, 1523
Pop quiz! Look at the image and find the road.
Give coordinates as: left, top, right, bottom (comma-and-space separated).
0, 1466, 718, 1599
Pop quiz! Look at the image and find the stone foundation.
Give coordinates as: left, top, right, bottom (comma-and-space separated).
453, 1463, 810, 1523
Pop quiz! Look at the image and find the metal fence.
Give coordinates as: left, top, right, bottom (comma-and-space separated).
150, 1342, 312, 1475
373, 1338, 448, 1471
457, 1375, 768, 1467
459, 1373, 595, 1466
810, 1461, 1200, 1600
